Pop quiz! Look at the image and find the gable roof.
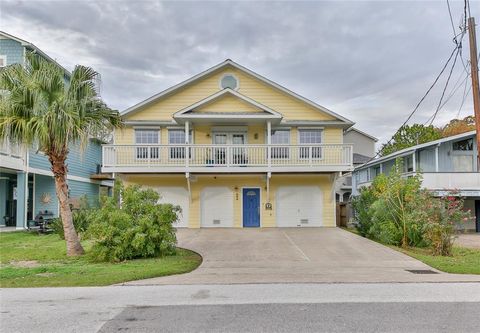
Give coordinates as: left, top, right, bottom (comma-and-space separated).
121, 59, 354, 124
0, 31, 71, 76
174, 88, 283, 120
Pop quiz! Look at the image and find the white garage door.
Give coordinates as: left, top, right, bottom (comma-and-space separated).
155, 187, 189, 228
201, 187, 234, 227
276, 186, 323, 227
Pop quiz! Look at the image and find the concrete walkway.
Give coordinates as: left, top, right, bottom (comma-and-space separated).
124, 228, 480, 285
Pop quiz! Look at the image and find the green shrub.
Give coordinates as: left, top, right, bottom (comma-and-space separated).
421, 193, 472, 256
86, 182, 179, 262
50, 196, 93, 240
353, 159, 473, 254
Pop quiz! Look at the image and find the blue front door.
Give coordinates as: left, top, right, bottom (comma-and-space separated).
243, 188, 260, 227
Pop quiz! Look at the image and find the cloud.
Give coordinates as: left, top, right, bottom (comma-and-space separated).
0, 0, 475, 144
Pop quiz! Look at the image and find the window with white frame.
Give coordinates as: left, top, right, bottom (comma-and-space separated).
298, 129, 322, 158
135, 129, 159, 159
270, 129, 290, 158
0, 55, 6, 68
168, 129, 192, 159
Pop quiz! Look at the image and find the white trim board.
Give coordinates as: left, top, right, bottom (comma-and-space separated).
120, 59, 354, 125
28, 167, 113, 186
173, 88, 282, 119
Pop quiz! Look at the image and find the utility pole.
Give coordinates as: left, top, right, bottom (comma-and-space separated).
468, 17, 480, 171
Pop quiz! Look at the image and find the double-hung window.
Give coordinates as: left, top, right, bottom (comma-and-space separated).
135, 129, 159, 159
271, 129, 290, 159
168, 129, 192, 159
299, 129, 322, 159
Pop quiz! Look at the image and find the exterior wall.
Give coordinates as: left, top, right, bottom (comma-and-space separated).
34, 174, 58, 217
343, 130, 376, 157
29, 140, 102, 177
0, 38, 24, 66
121, 173, 335, 228
68, 179, 101, 207
116, 124, 343, 146
124, 67, 336, 122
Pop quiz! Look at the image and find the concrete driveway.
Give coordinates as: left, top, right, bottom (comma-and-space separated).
124, 228, 480, 285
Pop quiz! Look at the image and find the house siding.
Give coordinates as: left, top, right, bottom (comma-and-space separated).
123, 67, 336, 122
34, 174, 58, 217
0, 38, 24, 66
121, 174, 336, 228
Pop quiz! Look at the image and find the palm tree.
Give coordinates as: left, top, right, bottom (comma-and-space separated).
0, 52, 122, 256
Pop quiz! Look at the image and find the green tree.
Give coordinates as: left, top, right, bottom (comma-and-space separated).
379, 124, 441, 156
0, 52, 122, 256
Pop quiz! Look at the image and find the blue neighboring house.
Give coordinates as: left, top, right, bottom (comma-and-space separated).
352, 130, 480, 232
0, 31, 113, 229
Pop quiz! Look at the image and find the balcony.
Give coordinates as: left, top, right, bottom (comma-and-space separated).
102, 144, 353, 173
0, 140, 26, 170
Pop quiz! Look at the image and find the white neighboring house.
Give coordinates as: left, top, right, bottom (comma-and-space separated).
335, 127, 378, 202
352, 130, 480, 233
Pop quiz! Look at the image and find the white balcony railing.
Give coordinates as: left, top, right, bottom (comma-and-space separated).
102, 144, 353, 172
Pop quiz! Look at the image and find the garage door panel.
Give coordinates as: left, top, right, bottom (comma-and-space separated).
276, 186, 322, 227
154, 187, 189, 228
201, 187, 234, 227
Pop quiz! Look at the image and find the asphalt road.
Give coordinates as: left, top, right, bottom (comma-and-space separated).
2, 283, 480, 333
99, 302, 480, 333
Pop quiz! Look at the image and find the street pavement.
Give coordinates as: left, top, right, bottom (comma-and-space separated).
1, 283, 480, 332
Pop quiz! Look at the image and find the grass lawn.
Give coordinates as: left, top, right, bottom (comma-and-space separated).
0, 231, 202, 288
341, 227, 480, 275
395, 246, 480, 275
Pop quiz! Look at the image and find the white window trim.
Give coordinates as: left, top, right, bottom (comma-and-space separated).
134, 128, 160, 161
0, 55, 6, 67
297, 128, 324, 160
219, 73, 240, 90
267, 128, 291, 160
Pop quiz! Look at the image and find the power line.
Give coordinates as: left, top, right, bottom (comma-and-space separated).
447, 0, 459, 44
456, 81, 472, 118
366, 45, 461, 161
428, 47, 461, 125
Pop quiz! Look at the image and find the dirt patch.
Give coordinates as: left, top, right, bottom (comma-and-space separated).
36, 272, 54, 277
10, 260, 40, 268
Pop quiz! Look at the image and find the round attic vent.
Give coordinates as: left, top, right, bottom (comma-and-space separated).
220, 74, 238, 90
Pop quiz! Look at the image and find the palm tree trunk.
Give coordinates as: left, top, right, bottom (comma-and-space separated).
49, 153, 84, 256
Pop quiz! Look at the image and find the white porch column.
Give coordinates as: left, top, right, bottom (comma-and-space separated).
267, 121, 272, 169
185, 121, 190, 169
412, 152, 416, 173
185, 121, 190, 143
435, 145, 439, 172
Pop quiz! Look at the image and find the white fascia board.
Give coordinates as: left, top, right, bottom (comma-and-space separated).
358, 130, 477, 170
102, 166, 353, 174
173, 88, 283, 118
124, 120, 177, 126
0, 31, 71, 76
229, 60, 354, 124
120, 59, 354, 125
28, 167, 112, 186
120, 60, 231, 116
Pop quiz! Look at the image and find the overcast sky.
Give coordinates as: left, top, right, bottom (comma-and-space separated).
1, 0, 477, 144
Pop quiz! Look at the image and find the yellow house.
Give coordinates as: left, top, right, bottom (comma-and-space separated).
103, 60, 355, 228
